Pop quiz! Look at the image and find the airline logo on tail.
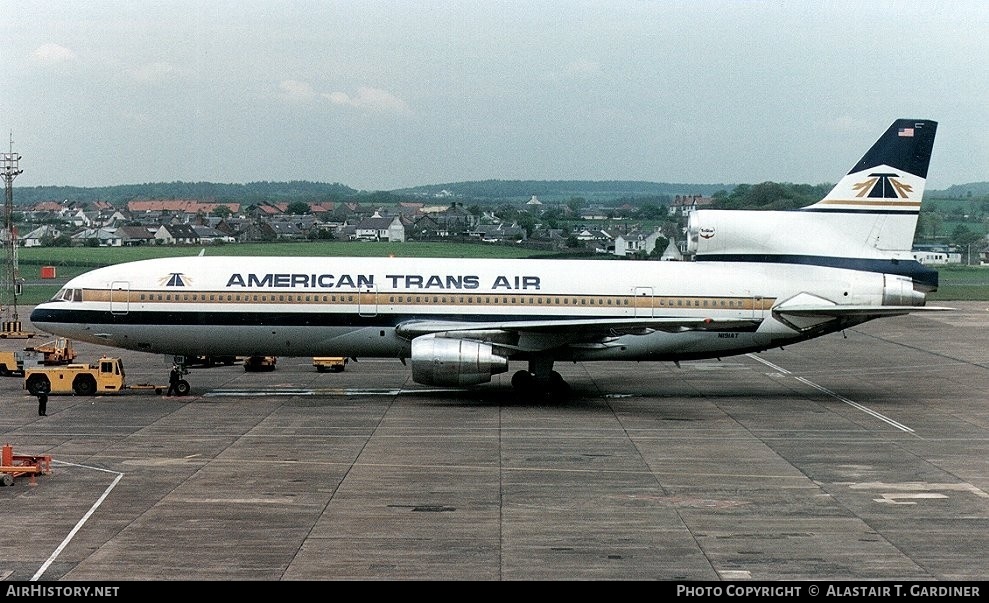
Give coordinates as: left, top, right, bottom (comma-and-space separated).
852, 173, 914, 198
810, 119, 936, 213
816, 165, 923, 209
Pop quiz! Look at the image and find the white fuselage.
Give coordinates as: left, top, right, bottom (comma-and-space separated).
31, 255, 895, 363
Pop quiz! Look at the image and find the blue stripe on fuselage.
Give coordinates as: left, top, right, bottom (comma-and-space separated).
693, 255, 938, 289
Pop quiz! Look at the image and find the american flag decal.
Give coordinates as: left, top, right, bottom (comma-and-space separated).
898, 127, 914, 137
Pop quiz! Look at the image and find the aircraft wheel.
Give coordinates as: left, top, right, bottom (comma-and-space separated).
511, 370, 534, 392
26, 376, 51, 396
175, 380, 191, 397
549, 373, 571, 401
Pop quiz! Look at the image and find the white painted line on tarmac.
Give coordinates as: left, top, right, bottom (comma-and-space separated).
746, 353, 791, 374
793, 376, 914, 433
746, 354, 914, 433
32, 462, 124, 581
204, 387, 466, 397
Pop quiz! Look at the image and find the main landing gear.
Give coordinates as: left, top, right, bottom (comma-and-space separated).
168, 356, 192, 397
511, 357, 571, 400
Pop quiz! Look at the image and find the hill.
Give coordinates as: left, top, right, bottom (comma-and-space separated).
12, 179, 987, 206
11, 181, 359, 206
391, 180, 729, 201
929, 182, 989, 198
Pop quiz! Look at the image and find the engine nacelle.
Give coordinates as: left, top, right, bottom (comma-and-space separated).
687, 209, 815, 256
410, 335, 509, 386
882, 274, 926, 306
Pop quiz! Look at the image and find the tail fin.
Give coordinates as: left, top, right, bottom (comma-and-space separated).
807, 119, 937, 233
687, 119, 939, 289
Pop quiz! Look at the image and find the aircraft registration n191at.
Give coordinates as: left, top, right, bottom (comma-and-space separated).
30, 119, 947, 396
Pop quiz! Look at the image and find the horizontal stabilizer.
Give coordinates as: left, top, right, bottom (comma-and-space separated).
775, 305, 953, 319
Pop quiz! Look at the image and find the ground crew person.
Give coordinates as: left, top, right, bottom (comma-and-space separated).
166, 365, 181, 396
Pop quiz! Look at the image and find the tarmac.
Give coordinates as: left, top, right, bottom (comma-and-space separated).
0, 302, 987, 581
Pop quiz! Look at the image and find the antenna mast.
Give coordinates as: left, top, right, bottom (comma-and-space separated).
1, 133, 32, 337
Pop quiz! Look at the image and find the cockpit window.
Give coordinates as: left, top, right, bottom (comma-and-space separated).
50, 288, 83, 302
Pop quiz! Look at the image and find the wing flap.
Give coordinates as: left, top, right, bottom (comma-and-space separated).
396, 316, 760, 338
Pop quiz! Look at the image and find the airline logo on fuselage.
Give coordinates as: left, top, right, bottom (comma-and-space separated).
224, 273, 541, 290
853, 173, 913, 198
162, 273, 190, 287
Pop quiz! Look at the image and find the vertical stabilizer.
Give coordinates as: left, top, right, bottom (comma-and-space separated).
689, 119, 939, 289
805, 120, 937, 251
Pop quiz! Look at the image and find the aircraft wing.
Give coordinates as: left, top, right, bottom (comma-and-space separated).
397, 316, 759, 336
395, 316, 760, 352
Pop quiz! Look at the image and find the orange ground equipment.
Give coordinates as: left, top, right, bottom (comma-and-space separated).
0, 443, 52, 486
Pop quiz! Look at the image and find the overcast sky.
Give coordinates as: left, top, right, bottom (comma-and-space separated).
3, 1, 987, 191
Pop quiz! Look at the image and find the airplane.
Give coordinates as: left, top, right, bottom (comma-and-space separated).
29, 119, 947, 396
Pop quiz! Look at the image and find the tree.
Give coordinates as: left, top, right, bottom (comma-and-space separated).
286, 201, 311, 215
211, 205, 232, 218
649, 236, 670, 259
951, 224, 982, 247
639, 203, 665, 220
566, 197, 586, 215
515, 212, 536, 238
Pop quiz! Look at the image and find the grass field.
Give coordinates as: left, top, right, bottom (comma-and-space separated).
927, 265, 989, 301
12, 243, 988, 305
13, 241, 573, 305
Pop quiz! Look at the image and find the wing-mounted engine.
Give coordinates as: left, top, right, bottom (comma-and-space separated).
410, 334, 509, 386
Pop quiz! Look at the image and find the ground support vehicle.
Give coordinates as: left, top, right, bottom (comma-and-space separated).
242, 356, 277, 372
23, 356, 189, 396
0, 338, 76, 376
0, 444, 52, 486
313, 357, 347, 372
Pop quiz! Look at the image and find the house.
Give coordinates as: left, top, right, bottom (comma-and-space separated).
154, 223, 200, 245
67, 209, 92, 227
71, 228, 122, 247
236, 222, 278, 242
116, 225, 158, 246
19, 225, 62, 247
669, 194, 714, 216
192, 226, 236, 244
613, 228, 664, 257
100, 209, 131, 228
410, 214, 444, 239
354, 215, 405, 242
127, 200, 239, 218
419, 203, 475, 236
470, 223, 525, 243
574, 228, 613, 243
578, 206, 610, 221
659, 239, 683, 261
267, 220, 306, 240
